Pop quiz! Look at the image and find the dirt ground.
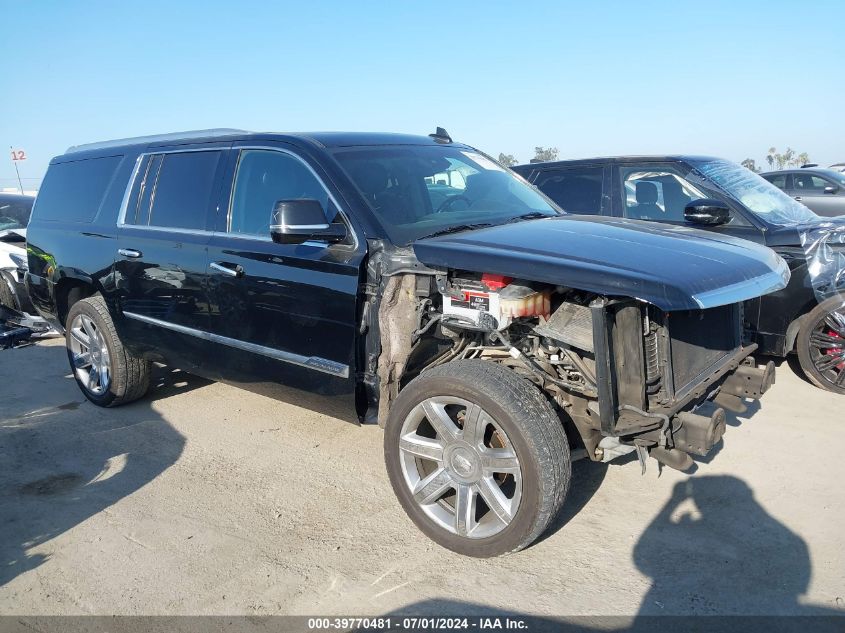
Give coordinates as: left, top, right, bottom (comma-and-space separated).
0, 337, 843, 617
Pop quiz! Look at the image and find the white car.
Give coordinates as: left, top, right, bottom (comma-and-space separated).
0, 193, 41, 320
830, 163, 845, 173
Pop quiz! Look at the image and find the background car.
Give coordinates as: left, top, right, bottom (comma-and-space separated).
0, 192, 37, 314
829, 163, 845, 173
760, 167, 845, 217
514, 156, 845, 394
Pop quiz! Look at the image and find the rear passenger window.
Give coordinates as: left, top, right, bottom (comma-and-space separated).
763, 174, 788, 190
34, 155, 122, 222
229, 150, 330, 236
130, 151, 222, 230
534, 167, 603, 214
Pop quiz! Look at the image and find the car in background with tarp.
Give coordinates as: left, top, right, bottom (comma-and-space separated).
515, 156, 845, 394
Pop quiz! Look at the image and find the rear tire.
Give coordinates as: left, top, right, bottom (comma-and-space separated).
384, 359, 570, 557
65, 294, 151, 406
796, 294, 845, 394
0, 273, 19, 311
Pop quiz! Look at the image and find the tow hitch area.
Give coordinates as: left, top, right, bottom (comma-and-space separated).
720, 359, 776, 400
649, 361, 774, 472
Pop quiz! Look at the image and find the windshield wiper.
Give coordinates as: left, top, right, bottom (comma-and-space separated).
505, 212, 554, 224
418, 223, 494, 239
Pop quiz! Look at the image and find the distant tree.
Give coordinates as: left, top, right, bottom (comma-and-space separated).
766, 147, 811, 170
532, 146, 559, 163
766, 148, 776, 170
498, 153, 518, 167
741, 158, 760, 173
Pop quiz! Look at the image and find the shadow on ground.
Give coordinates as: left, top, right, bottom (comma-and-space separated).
0, 346, 205, 587
389, 475, 843, 625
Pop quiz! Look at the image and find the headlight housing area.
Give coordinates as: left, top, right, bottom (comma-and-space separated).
8, 252, 27, 270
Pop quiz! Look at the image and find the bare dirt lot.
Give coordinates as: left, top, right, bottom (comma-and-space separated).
1, 337, 843, 617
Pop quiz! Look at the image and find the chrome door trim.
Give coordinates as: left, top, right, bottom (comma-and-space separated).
122, 311, 350, 378
116, 147, 228, 230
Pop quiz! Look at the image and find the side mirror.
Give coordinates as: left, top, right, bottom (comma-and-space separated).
270, 199, 347, 245
684, 198, 731, 226
824, 185, 839, 195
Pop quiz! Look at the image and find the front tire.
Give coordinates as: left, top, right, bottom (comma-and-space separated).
797, 294, 845, 394
384, 360, 570, 557
65, 295, 151, 407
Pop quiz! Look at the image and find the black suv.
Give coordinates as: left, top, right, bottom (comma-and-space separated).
27, 131, 785, 556
514, 156, 845, 394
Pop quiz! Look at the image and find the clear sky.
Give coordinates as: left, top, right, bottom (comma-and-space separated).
1, 0, 843, 191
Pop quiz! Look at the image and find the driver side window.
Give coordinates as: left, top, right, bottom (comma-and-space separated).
229, 150, 330, 236
620, 165, 742, 225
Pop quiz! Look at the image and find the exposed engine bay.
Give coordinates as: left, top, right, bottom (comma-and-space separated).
364, 250, 775, 471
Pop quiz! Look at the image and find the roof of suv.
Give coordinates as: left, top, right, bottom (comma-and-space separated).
64, 129, 458, 155
513, 155, 721, 169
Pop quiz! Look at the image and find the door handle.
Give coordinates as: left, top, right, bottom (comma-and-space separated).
118, 248, 142, 258
793, 196, 802, 201
209, 261, 244, 278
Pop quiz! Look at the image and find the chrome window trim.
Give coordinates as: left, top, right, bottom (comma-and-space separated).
225, 145, 360, 251
116, 147, 227, 233
122, 311, 350, 379
269, 223, 331, 231
116, 145, 360, 251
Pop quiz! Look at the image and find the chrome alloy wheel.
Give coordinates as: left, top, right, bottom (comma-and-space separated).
809, 307, 845, 388
68, 314, 111, 395
398, 396, 522, 539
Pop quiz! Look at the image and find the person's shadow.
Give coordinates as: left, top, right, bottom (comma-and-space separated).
0, 344, 205, 588
368, 475, 842, 632
633, 474, 839, 616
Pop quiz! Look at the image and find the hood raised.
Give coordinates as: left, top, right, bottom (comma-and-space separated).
413, 216, 789, 311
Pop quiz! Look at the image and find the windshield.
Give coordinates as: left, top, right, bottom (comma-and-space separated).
0, 195, 34, 232
333, 145, 560, 244
689, 159, 818, 225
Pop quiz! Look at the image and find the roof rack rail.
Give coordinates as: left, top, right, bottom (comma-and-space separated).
65, 128, 250, 154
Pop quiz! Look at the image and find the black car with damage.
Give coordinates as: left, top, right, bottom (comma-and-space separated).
26, 129, 788, 556
515, 156, 845, 394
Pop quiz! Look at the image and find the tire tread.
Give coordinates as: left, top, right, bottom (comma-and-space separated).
387, 359, 571, 556
66, 294, 150, 406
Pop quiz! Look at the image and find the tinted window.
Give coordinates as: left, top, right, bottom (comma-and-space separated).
763, 174, 788, 190
146, 151, 222, 230
0, 195, 34, 231
229, 150, 330, 235
534, 167, 603, 214
34, 155, 122, 222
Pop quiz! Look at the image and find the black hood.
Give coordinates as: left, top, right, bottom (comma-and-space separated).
413, 216, 789, 311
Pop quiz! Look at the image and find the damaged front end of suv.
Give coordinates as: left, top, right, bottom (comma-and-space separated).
365, 224, 785, 473
331, 139, 789, 555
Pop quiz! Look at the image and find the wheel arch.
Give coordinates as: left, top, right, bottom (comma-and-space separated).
785, 297, 830, 352
55, 278, 99, 327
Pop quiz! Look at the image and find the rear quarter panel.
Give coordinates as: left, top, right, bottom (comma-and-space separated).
26, 151, 140, 328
